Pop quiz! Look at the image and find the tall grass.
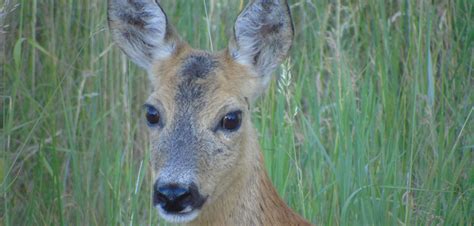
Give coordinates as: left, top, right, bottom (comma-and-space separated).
2, 0, 473, 225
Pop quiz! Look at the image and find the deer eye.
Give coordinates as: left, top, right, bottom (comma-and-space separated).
145, 105, 161, 126
221, 111, 242, 131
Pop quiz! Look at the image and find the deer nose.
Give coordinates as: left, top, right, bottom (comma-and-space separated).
154, 183, 195, 213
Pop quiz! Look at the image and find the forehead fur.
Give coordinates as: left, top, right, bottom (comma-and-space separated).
174, 52, 219, 108
150, 48, 259, 109
180, 53, 218, 79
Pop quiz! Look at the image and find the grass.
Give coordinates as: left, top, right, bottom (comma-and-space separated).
1, 0, 473, 225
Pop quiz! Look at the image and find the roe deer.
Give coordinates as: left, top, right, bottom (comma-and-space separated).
108, 0, 312, 225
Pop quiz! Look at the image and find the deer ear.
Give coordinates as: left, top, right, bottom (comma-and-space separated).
108, 0, 180, 71
229, 0, 293, 87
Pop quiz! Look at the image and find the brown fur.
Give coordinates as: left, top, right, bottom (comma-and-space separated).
186, 124, 312, 226
108, 0, 313, 225
147, 46, 313, 226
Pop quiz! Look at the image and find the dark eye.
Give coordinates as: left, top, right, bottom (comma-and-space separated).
221, 111, 242, 131
145, 105, 160, 125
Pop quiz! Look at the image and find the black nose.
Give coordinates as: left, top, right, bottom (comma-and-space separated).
154, 183, 196, 213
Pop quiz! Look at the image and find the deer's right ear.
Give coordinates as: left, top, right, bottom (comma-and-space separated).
108, 0, 180, 71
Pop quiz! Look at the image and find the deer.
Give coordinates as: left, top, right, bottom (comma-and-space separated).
108, 0, 312, 225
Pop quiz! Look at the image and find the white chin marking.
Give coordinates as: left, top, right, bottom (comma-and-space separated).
157, 206, 200, 224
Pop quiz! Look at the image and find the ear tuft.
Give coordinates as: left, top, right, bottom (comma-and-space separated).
230, 0, 293, 80
108, 0, 179, 70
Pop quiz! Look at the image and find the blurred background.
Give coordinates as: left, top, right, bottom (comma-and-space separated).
1, 0, 473, 225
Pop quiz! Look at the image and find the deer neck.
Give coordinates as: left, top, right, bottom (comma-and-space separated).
187, 128, 311, 226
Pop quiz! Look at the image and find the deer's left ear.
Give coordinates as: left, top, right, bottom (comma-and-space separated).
229, 0, 293, 88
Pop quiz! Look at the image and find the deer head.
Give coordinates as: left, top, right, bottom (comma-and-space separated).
108, 0, 293, 223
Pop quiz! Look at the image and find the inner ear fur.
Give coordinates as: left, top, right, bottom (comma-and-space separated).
229, 0, 294, 88
108, 0, 182, 71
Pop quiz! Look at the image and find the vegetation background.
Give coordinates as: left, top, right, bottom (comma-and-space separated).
1, 0, 473, 225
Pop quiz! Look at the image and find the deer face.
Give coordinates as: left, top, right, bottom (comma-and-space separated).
108, 0, 293, 223
143, 50, 256, 223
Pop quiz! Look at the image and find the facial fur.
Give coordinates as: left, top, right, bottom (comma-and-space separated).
146, 49, 255, 214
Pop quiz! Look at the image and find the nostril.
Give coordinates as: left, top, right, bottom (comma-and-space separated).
154, 189, 169, 204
